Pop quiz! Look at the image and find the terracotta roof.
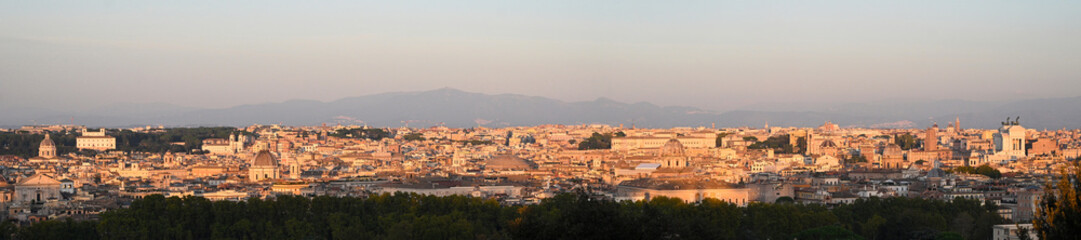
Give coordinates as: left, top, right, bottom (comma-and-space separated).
252, 150, 277, 167
16, 174, 61, 186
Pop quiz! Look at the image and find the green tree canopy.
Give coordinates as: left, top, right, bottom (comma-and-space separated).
1034, 161, 1081, 239
895, 133, 919, 150
12, 193, 1003, 240
578, 132, 613, 150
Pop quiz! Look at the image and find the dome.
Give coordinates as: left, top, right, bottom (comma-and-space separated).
252, 150, 278, 167
820, 139, 838, 148
660, 139, 685, 157
927, 168, 947, 178
485, 155, 533, 170
40, 134, 55, 148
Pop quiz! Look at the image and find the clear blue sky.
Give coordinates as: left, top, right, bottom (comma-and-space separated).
2, 1, 1079, 111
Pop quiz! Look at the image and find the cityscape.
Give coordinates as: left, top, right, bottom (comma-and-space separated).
3, 1, 1081, 240
0, 116, 1076, 239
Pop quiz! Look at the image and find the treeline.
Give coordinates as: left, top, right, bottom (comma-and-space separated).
8, 193, 1004, 240
0, 127, 237, 157
112, 127, 237, 153
947, 165, 1003, 179
330, 128, 390, 140
747, 134, 806, 154
0, 132, 78, 158
578, 132, 624, 150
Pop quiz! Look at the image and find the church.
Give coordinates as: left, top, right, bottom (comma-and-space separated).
657, 139, 688, 169
14, 174, 62, 204
249, 150, 280, 181
29, 134, 62, 162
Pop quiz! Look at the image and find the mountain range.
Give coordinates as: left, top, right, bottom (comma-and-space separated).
3, 88, 1080, 130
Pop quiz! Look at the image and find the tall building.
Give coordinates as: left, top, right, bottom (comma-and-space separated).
925, 124, 938, 151
954, 117, 961, 132
249, 150, 279, 181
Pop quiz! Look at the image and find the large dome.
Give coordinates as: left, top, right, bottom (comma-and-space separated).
253, 150, 278, 167
660, 139, 685, 157
485, 155, 533, 170
40, 134, 55, 148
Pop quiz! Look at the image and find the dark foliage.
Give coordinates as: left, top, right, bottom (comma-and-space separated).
895, 133, 919, 150
9, 193, 1004, 240
947, 165, 1002, 179
577, 132, 613, 150
402, 133, 426, 141
0, 127, 236, 157
1033, 161, 1081, 239
330, 128, 390, 140
714, 133, 729, 147
748, 135, 798, 154
112, 127, 238, 153
0, 132, 77, 158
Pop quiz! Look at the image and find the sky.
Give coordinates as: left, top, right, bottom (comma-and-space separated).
2, 1, 1080, 112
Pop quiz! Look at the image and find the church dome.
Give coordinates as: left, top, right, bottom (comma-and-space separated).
927, 167, 948, 178
820, 139, 838, 148
485, 155, 533, 170
253, 150, 277, 167
660, 139, 685, 157
40, 134, 55, 148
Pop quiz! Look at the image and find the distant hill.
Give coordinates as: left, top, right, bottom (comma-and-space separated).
2, 88, 1080, 129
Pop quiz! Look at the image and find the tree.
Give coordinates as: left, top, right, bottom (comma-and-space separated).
775, 197, 795, 204
402, 133, 425, 141
577, 132, 613, 150
0, 220, 14, 240
950, 212, 974, 239
895, 133, 919, 150
748, 135, 796, 153
1015, 223, 1032, 240
934, 231, 963, 240
950, 165, 1002, 179
796, 137, 808, 154
975, 165, 1002, 179
847, 155, 868, 164
8, 193, 1006, 240
861, 214, 886, 240
1033, 161, 1081, 239
792, 226, 864, 240
715, 133, 730, 147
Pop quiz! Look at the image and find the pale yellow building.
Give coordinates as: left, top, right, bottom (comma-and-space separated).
76, 128, 116, 151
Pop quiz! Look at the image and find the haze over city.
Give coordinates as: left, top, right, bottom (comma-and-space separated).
2, 2, 1081, 240
3, 1, 1081, 113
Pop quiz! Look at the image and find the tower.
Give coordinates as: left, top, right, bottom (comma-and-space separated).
283, 156, 301, 179
229, 133, 246, 154
954, 117, 961, 132
925, 123, 938, 151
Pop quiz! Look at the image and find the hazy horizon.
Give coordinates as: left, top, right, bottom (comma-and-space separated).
3, 1, 1081, 112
